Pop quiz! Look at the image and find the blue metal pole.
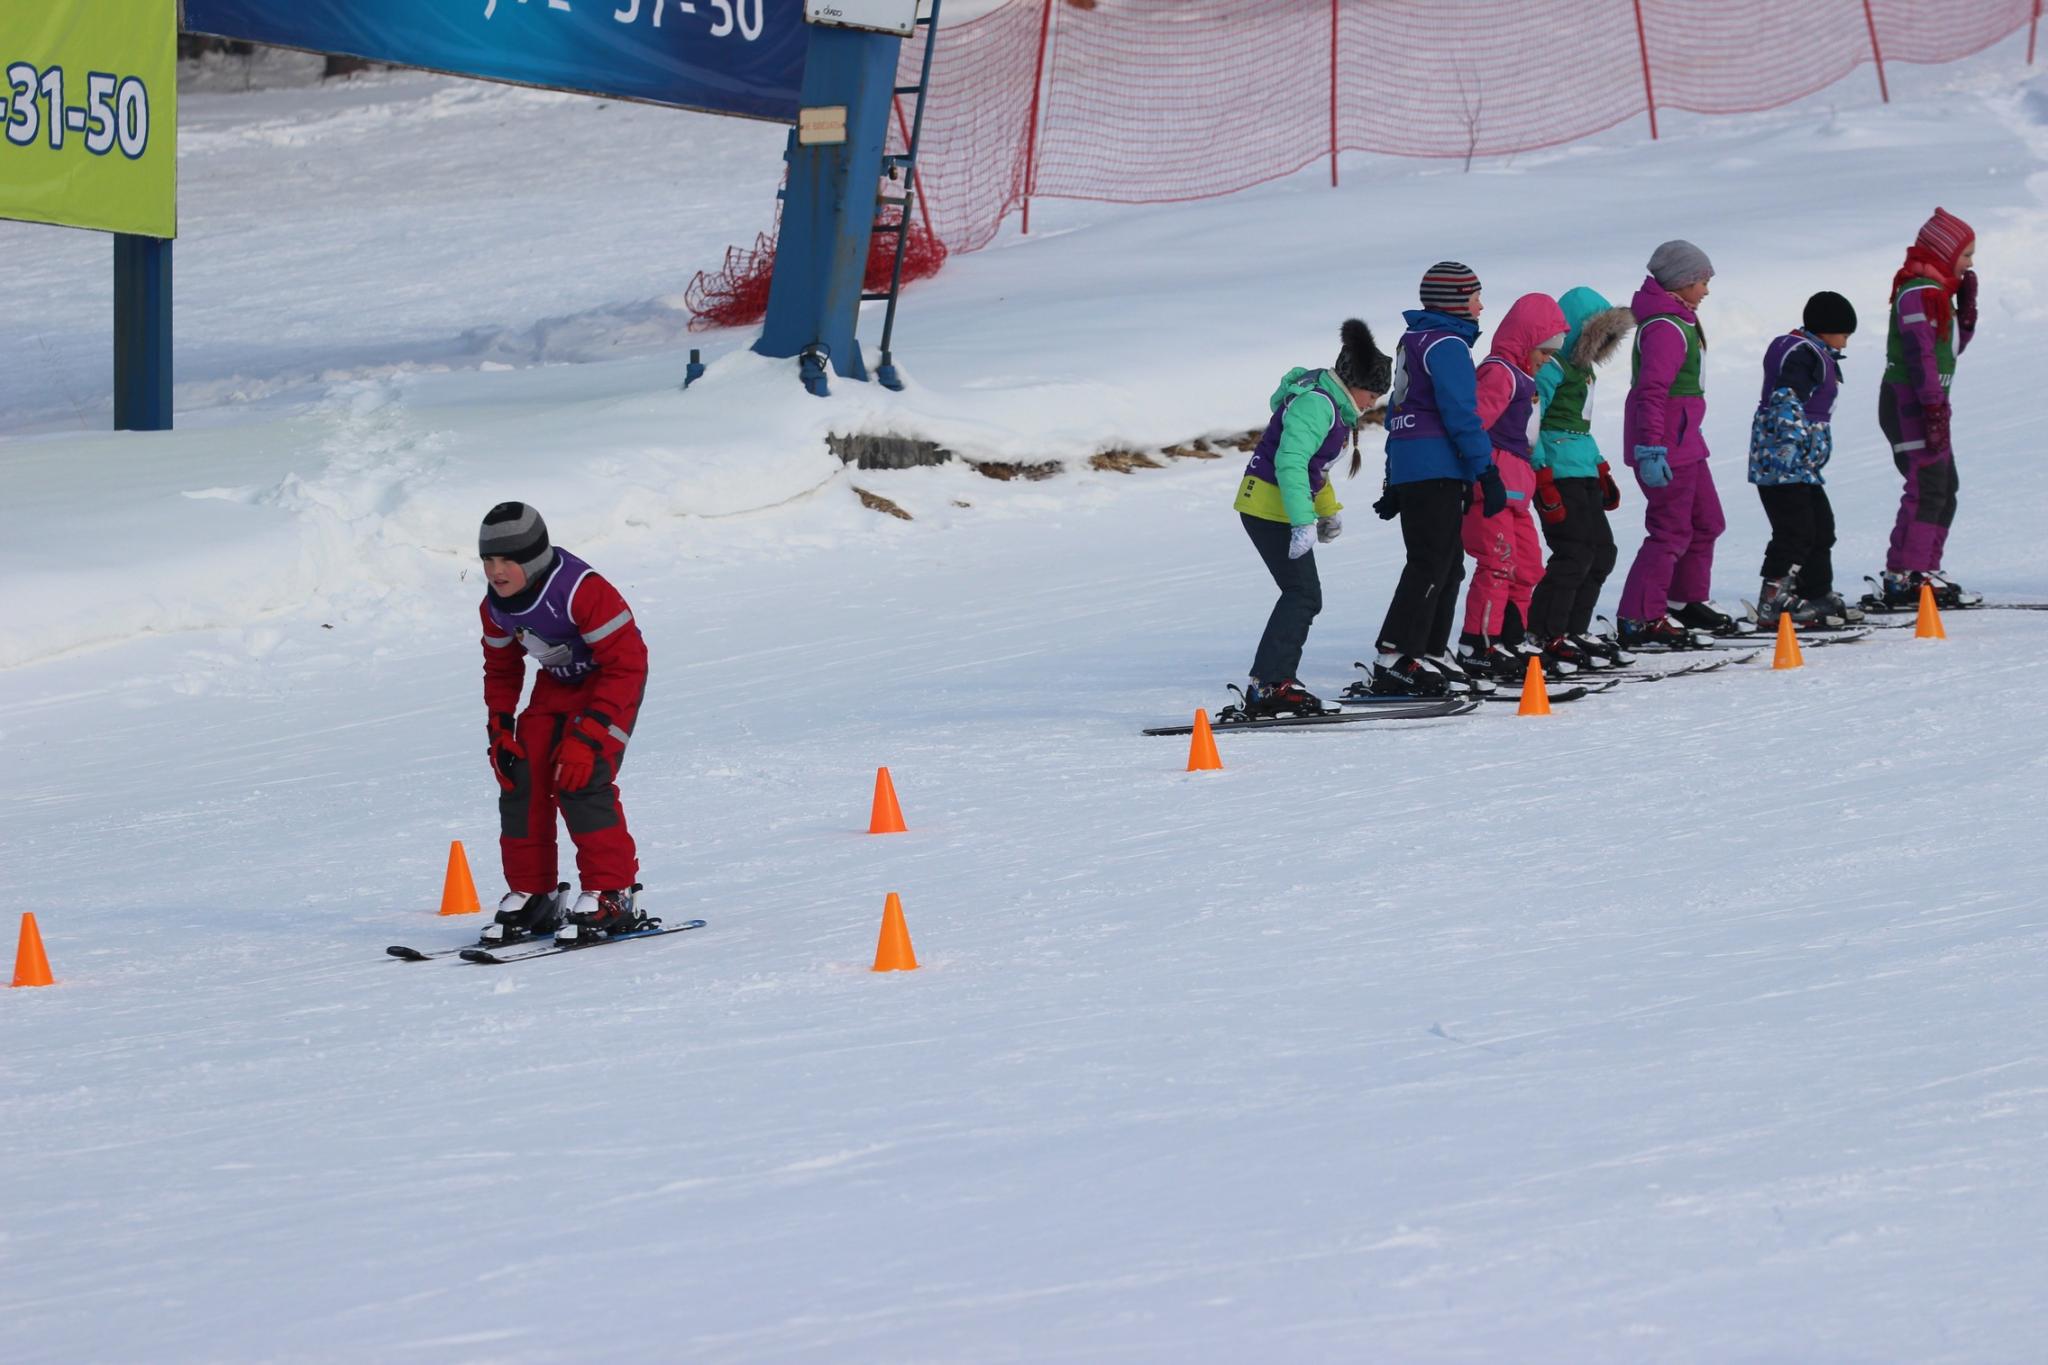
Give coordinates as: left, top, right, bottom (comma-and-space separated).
114, 234, 173, 431
754, 23, 902, 390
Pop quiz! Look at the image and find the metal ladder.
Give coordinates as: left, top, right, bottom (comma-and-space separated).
863, 0, 943, 392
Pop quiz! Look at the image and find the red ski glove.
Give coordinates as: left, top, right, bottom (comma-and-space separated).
1596, 461, 1622, 512
487, 712, 522, 791
1533, 469, 1567, 525
551, 714, 615, 792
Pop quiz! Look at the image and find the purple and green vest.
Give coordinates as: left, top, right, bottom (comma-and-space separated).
1241, 373, 1349, 494
1481, 356, 1537, 463
1757, 331, 1840, 424
1632, 315, 1704, 396
1384, 329, 1465, 443
484, 549, 597, 682
1884, 277, 1956, 390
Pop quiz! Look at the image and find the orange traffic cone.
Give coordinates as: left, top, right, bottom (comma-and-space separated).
12, 912, 53, 988
868, 766, 907, 834
1915, 583, 1947, 640
437, 840, 482, 916
1773, 613, 1804, 670
1186, 709, 1223, 771
1516, 654, 1551, 716
872, 892, 919, 972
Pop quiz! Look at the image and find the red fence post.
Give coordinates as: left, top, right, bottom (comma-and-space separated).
1860, 0, 1890, 101
2031, 0, 2041, 65
1021, 0, 1056, 235
1329, 0, 1341, 187
1630, 0, 1659, 140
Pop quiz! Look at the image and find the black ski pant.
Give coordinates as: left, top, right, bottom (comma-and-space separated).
1242, 513, 1321, 684
1376, 478, 1467, 658
1755, 482, 1836, 597
1528, 477, 1618, 640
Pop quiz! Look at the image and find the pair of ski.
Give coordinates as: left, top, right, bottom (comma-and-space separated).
387, 918, 707, 965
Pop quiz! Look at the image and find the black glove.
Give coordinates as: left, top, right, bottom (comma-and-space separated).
1477, 464, 1508, 518
1372, 480, 1401, 521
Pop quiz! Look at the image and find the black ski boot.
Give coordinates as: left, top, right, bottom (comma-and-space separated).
1573, 624, 1636, 668
1921, 570, 1981, 609
1754, 579, 1832, 629
1425, 650, 1496, 696
482, 884, 569, 945
1671, 600, 1752, 636
1223, 678, 1329, 721
1617, 614, 1709, 651
1357, 654, 1449, 698
557, 886, 647, 944
1539, 635, 1595, 675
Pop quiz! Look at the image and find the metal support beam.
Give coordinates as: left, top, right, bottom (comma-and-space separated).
113, 234, 173, 431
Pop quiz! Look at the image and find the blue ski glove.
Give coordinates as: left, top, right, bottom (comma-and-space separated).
1287, 523, 1317, 560
1316, 512, 1343, 544
1477, 464, 1508, 518
1634, 445, 1672, 489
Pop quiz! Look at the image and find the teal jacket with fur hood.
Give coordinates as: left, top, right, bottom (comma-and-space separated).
1534, 286, 1636, 478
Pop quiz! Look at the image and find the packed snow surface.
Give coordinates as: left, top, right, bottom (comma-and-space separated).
4, 33, 2048, 1365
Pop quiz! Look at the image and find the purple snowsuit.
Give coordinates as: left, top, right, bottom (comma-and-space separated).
1880, 279, 1972, 573
1617, 277, 1726, 621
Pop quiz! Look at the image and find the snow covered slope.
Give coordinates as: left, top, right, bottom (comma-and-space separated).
3, 34, 2047, 1365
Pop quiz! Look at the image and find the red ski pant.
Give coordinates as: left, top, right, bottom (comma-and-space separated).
498, 680, 638, 893
1460, 459, 1541, 640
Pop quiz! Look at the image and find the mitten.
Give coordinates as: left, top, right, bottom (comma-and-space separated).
1316, 513, 1343, 544
1477, 465, 1508, 518
551, 714, 613, 792
1596, 461, 1622, 511
1956, 269, 1978, 344
1633, 445, 1672, 489
1922, 397, 1952, 453
1372, 482, 1401, 521
1533, 469, 1566, 525
1287, 523, 1317, 560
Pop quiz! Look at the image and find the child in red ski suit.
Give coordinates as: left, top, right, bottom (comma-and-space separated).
1455, 291, 1569, 683
477, 502, 649, 942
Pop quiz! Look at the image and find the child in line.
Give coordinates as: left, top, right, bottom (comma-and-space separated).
1230, 320, 1390, 718
1454, 292, 1571, 682
1367, 262, 1508, 697
1747, 292, 1860, 626
1527, 285, 1637, 668
1616, 239, 1739, 648
1872, 206, 1981, 610
479, 502, 651, 945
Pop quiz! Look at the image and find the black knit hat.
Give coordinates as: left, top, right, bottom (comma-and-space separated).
1802, 291, 1858, 336
1420, 261, 1481, 317
1334, 318, 1391, 394
479, 501, 555, 581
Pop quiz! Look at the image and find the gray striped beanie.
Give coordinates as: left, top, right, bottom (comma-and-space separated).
479, 502, 555, 581
1420, 261, 1481, 317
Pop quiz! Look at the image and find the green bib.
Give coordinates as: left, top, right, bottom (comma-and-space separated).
1883, 276, 1956, 389
1542, 360, 1594, 434
1631, 315, 1703, 397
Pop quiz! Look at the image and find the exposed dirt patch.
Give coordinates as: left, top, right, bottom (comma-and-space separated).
853, 487, 913, 520
970, 461, 1063, 482
1089, 449, 1165, 474
1162, 441, 1222, 460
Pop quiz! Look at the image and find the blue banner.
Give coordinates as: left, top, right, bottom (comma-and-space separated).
183, 0, 809, 123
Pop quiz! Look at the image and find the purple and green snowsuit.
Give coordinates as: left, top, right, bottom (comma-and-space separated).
1617, 277, 1725, 621
1879, 275, 1971, 573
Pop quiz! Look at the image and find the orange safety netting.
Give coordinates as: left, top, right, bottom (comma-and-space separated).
688, 0, 2041, 329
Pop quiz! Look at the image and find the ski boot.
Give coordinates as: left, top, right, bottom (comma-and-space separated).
557, 886, 648, 944
1921, 570, 1981, 609
1754, 579, 1833, 629
1861, 571, 1918, 613
1815, 590, 1864, 624
1540, 634, 1596, 674
481, 884, 569, 946
1616, 614, 1709, 651
1351, 653, 1450, 699
1456, 638, 1520, 685
1425, 650, 1497, 696
1671, 599, 1752, 636
1221, 678, 1329, 722
1573, 623, 1636, 668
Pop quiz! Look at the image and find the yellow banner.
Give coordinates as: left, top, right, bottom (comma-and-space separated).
0, 0, 177, 237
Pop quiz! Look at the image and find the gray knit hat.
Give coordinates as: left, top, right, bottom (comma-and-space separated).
479, 501, 555, 582
1647, 239, 1714, 290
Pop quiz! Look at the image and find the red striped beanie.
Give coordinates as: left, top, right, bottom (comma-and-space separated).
1914, 207, 1975, 273
1420, 261, 1481, 317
